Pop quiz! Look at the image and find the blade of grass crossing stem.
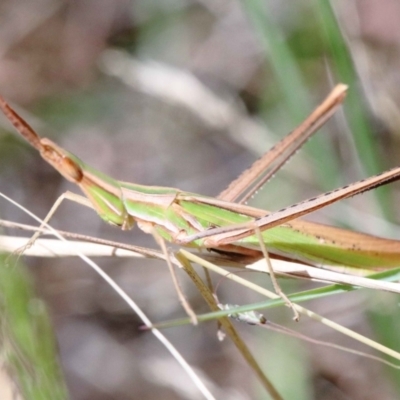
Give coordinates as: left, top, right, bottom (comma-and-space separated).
177, 250, 400, 362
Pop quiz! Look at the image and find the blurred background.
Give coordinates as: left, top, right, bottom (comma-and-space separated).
1, 0, 400, 399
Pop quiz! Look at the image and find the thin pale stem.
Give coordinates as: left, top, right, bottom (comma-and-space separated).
153, 231, 198, 325
176, 251, 284, 400
254, 227, 299, 321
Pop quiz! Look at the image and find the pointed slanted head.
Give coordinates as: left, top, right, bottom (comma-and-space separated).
0, 95, 84, 184
0, 95, 134, 230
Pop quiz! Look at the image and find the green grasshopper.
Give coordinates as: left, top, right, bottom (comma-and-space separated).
1, 84, 400, 271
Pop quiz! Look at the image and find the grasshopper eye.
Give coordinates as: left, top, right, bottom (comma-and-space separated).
60, 155, 84, 182
42, 143, 83, 183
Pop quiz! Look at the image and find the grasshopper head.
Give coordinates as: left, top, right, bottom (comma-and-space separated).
40, 138, 83, 183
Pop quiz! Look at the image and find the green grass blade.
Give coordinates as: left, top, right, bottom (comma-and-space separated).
0, 254, 68, 400
314, 0, 392, 220
241, 0, 341, 191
